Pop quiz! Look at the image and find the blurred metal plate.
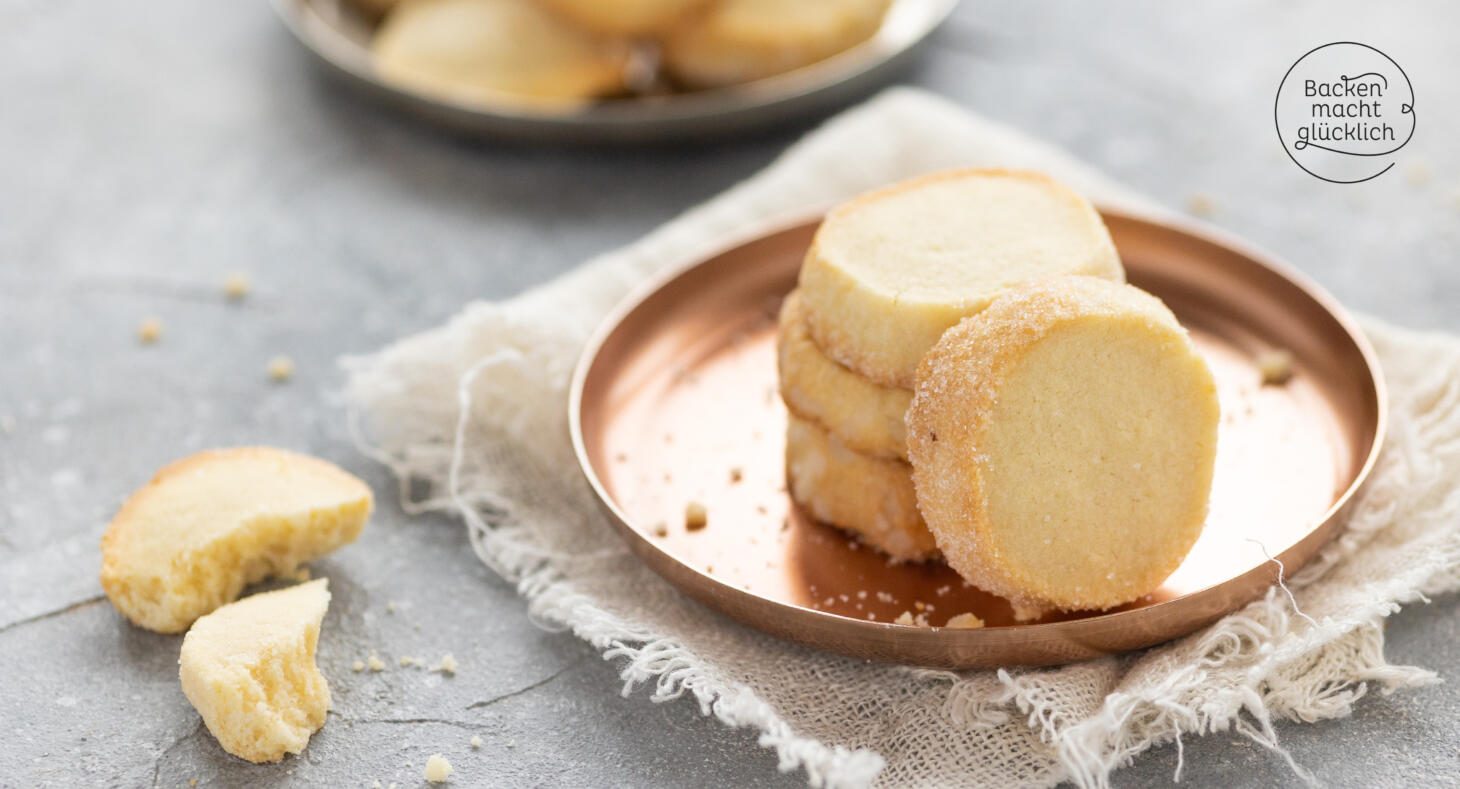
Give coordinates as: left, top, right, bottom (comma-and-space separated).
272, 0, 958, 143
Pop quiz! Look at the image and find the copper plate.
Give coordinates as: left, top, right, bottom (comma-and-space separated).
271, 0, 956, 144
570, 211, 1385, 667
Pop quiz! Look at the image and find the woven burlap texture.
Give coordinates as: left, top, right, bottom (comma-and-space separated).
343, 89, 1460, 788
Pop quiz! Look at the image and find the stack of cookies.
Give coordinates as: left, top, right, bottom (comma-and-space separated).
778, 169, 1127, 562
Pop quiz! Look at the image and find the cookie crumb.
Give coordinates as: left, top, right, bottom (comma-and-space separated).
352, 660, 365, 673
399, 655, 421, 668
366, 652, 386, 672
424, 753, 453, 783
386, 601, 397, 614
945, 613, 985, 629
1405, 159, 1431, 186
223, 272, 251, 301
1011, 603, 1044, 622
895, 610, 931, 627
685, 501, 708, 531
1186, 193, 1216, 217
729, 467, 743, 483
267, 355, 295, 382
651, 522, 668, 538
1256, 349, 1295, 385
137, 317, 163, 345
433, 654, 458, 675
470, 735, 483, 749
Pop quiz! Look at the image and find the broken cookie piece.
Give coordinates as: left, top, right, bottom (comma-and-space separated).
100, 446, 373, 633
179, 579, 332, 764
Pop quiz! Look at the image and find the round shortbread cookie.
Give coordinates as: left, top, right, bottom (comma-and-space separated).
373, 0, 629, 108
100, 447, 373, 633
180, 580, 332, 764
785, 414, 937, 562
661, 0, 890, 89
778, 290, 911, 460
907, 277, 1219, 612
800, 169, 1124, 388
537, 0, 711, 36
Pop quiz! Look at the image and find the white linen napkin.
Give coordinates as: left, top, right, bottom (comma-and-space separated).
343, 89, 1460, 788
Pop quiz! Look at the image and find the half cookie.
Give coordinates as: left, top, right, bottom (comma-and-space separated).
907, 277, 1219, 613
778, 290, 912, 461
100, 447, 373, 633
785, 414, 937, 562
799, 169, 1124, 388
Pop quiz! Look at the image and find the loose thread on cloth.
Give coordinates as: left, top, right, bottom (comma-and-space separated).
1246, 538, 1320, 630
342, 89, 1460, 788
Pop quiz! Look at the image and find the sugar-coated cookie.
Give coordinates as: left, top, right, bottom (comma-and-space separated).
800, 169, 1124, 388
907, 277, 1218, 612
778, 290, 911, 460
785, 414, 937, 562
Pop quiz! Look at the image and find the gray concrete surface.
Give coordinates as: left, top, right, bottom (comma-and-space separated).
2, 1, 1458, 786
